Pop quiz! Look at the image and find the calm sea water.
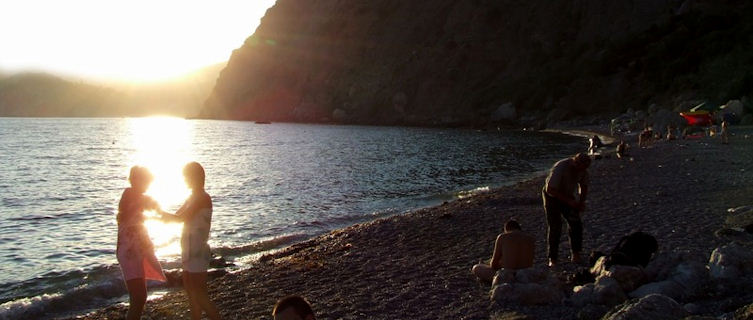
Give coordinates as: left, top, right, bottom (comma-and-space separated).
0, 117, 582, 318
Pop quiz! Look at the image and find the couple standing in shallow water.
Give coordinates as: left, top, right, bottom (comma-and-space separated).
116, 162, 220, 320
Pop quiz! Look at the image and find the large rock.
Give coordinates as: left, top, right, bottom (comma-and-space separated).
571, 283, 595, 307
723, 99, 745, 116
491, 282, 564, 305
512, 266, 549, 284
571, 276, 629, 307
602, 294, 689, 320
600, 265, 648, 292
491, 266, 564, 306
708, 242, 753, 280
630, 261, 708, 300
593, 276, 628, 306
629, 279, 684, 300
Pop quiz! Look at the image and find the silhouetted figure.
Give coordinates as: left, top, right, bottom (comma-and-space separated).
117, 166, 166, 320
542, 153, 591, 267
666, 125, 677, 140
638, 127, 653, 147
616, 140, 628, 159
160, 162, 220, 320
588, 135, 604, 155
471, 220, 535, 282
273, 295, 316, 320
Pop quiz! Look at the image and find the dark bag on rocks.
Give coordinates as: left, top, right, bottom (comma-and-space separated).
605, 231, 658, 268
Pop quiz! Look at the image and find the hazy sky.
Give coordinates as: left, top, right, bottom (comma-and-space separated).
0, 0, 276, 82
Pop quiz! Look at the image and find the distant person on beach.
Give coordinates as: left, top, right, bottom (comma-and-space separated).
721, 120, 729, 144
666, 125, 677, 140
117, 166, 166, 320
160, 162, 221, 320
616, 140, 628, 159
471, 220, 535, 282
588, 135, 604, 155
542, 153, 591, 267
273, 295, 316, 320
638, 127, 653, 147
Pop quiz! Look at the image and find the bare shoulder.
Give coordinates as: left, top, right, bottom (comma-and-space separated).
198, 191, 212, 208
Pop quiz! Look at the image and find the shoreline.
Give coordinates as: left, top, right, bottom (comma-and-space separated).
71, 125, 753, 320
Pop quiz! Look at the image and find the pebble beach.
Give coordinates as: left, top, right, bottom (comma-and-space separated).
71, 126, 753, 320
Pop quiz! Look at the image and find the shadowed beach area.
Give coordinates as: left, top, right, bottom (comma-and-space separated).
72, 126, 753, 320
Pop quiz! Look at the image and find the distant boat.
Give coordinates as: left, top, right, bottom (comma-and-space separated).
255, 121, 272, 124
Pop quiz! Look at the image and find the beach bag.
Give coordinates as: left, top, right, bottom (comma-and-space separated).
605, 231, 657, 268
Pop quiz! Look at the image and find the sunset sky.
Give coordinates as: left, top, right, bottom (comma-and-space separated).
0, 0, 276, 82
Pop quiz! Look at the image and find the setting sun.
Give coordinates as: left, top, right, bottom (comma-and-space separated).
126, 116, 195, 253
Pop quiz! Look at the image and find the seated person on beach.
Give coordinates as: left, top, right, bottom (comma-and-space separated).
471, 220, 535, 282
588, 135, 604, 155
273, 295, 316, 320
616, 140, 628, 158
638, 127, 653, 147
666, 125, 677, 140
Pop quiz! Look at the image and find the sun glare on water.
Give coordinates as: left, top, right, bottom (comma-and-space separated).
126, 116, 194, 256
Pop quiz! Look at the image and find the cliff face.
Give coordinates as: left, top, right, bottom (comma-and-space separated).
205, 0, 753, 126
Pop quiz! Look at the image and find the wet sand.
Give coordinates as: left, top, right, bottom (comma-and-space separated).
71, 126, 753, 320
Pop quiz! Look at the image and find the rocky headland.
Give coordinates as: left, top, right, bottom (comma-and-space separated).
204, 0, 753, 128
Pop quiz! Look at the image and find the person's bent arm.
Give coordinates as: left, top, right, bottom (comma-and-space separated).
159, 200, 195, 222
490, 235, 504, 270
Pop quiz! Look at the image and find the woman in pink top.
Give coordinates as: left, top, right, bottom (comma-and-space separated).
116, 166, 166, 320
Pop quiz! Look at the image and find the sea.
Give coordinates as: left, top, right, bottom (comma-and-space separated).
0, 117, 583, 319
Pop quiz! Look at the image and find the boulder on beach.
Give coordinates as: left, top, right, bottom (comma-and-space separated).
708, 242, 753, 280
630, 259, 708, 300
602, 294, 689, 320
600, 265, 647, 292
490, 266, 564, 306
491, 282, 564, 306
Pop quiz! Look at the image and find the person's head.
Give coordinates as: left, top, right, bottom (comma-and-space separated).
504, 220, 521, 232
128, 166, 153, 193
273, 296, 315, 320
572, 153, 591, 170
183, 162, 205, 190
